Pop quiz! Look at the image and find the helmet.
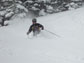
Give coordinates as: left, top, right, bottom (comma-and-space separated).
32, 18, 37, 22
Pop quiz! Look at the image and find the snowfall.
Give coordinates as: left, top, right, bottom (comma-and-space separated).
0, 6, 84, 63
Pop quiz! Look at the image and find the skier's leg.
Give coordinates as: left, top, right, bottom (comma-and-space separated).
33, 30, 40, 36
33, 31, 36, 36
37, 29, 41, 34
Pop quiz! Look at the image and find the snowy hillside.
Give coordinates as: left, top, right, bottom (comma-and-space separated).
0, 7, 84, 63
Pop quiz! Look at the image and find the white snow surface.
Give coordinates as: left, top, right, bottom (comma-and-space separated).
0, 7, 84, 63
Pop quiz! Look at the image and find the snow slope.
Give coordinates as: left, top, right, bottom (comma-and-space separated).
0, 7, 84, 63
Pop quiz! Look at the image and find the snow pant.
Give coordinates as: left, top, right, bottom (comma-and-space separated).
33, 28, 41, 36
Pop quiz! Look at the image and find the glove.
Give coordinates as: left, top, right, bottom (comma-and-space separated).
42, 27, 44, 30
27, 32, 30, 35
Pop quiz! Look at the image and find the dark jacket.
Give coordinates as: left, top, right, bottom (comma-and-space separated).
0, 16, 5, 26
28, 23, 44, 33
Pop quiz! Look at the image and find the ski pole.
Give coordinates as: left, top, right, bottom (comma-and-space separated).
44, 29, 61, 37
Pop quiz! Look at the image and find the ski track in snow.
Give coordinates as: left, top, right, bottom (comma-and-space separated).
0, 7, 84, 63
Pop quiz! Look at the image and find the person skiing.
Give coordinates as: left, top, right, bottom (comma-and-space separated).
0, 16, 5, 26
27, 18, 44, 36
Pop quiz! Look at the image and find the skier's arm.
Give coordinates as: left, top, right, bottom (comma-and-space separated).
27, 25, 33, 35
39, 24, 44, 30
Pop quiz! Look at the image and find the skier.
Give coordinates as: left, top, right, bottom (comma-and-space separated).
0, 16, 5, 26
27, 18, 44, 36
39, 1, 47, 12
